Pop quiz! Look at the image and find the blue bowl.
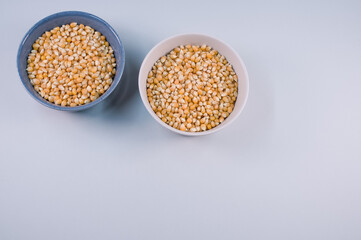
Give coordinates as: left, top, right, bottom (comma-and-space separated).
17, 11, 125, 111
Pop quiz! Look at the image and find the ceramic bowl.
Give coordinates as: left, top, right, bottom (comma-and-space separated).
138, 34, 249, 136
17, 11, 125, 111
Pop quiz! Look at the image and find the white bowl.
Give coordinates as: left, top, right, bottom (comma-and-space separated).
138, 33, 249, 136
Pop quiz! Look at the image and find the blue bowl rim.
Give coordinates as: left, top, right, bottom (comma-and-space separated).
17, 11, 125, 111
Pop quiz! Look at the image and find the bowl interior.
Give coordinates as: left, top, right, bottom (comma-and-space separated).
17, 11, 125, 111
139, 34, 249, 136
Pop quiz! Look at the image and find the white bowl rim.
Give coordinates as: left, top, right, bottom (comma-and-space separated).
138, 33, 249, 136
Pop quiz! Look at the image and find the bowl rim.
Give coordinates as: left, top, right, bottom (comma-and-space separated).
138, 33, 249, 136
17, 10, 125, 111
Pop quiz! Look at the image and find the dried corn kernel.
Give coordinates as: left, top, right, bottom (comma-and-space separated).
27, 23, 116, 107
146, 45, 238, 132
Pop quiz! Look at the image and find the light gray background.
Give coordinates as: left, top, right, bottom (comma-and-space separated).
0, 0, 360, 239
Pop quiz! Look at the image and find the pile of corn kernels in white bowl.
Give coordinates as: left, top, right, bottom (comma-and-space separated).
146, 44, 238, 132
27, 22, 116, 107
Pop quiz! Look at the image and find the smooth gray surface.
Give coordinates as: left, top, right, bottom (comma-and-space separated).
1, 0, 360, 240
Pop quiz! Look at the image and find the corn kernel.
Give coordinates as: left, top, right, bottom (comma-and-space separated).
26, 23, 116, 107
146, 44, 238, 132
